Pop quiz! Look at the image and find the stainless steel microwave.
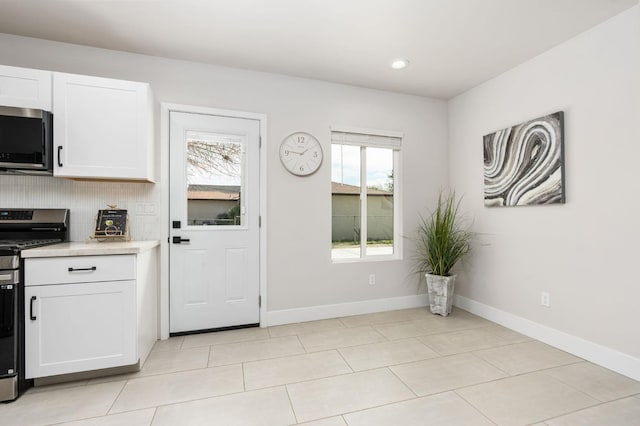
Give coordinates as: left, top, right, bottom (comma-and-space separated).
0, 106, 53, 176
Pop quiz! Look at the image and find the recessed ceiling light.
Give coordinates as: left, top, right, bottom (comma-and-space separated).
390, 58, 409, 70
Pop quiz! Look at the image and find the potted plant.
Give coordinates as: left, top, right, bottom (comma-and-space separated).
417, 191, 473, 316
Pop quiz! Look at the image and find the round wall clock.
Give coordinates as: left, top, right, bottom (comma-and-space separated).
279, 132, 323, 176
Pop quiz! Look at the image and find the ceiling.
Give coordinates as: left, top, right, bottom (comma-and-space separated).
0, 0, 636, 99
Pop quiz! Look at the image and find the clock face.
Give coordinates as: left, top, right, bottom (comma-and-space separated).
279, 132, 323, 176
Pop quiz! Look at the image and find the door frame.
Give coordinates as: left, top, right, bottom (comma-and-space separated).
159, 103, 268, 339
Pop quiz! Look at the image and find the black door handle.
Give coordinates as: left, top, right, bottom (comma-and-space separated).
57, 146, 63, 167
68, 266, 97, 272
30, 296, 37, 320
172, 236, 191, 244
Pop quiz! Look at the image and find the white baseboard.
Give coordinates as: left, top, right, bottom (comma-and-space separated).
262, 294, 429, 327
454, 294, 640, 382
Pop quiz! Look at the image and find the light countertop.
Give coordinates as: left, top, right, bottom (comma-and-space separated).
22, 240, 160, 258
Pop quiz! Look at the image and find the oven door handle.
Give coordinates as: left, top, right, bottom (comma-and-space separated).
30, 296, 37, 321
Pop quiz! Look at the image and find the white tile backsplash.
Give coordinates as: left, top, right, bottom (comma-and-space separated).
0, 175, 160, 241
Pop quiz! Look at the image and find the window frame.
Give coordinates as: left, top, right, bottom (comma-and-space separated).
330, 126, 403, 263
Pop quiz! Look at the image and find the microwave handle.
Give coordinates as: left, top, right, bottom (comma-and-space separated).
57, 146, 63, 167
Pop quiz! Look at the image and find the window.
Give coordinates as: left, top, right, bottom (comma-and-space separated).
331, 128, 401, 260
185, 130, 245, 226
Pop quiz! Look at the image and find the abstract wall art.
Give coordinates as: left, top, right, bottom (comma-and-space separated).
483, 111, 565, 207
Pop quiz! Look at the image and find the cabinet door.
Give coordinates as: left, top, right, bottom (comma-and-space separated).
53, 72, 154, 181
25, 280, 137, 379
0, 65, 52, 110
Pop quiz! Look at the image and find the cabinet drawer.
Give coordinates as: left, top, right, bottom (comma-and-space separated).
25, 255, 135, 286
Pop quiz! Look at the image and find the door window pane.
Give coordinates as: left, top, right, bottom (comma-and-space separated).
186, 131, 244, 226
366, 147, 394, 256
331, 144, 361, 259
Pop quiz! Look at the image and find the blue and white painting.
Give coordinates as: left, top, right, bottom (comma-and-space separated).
483, 112, 565, 207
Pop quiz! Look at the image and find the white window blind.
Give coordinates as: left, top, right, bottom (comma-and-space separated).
331, 130, 402, 150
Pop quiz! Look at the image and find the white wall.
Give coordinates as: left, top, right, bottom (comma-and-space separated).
449, 5, 640, 364
0, 34, 448, 312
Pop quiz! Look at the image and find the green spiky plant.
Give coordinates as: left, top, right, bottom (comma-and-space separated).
417, 191, 473, 276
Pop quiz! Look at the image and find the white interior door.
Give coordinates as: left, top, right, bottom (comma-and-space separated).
169, 111, 260, 333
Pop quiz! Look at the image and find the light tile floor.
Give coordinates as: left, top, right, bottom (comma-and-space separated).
2, 307, 640, 425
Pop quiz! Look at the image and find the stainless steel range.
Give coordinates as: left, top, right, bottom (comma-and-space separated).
0, 208, 69, 401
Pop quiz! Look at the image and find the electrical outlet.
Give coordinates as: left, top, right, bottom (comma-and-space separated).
541, 292, 550, 307
369, 274, 376, 285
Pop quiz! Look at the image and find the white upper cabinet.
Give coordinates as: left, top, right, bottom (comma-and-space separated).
0, 65, 52, 110
53, 72, 155, 182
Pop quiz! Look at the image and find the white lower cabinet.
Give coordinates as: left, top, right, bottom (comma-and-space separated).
24, 280, 136, 379
24, 252, 156, 379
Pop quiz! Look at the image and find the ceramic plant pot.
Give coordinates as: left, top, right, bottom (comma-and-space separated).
425, 273, 456, 316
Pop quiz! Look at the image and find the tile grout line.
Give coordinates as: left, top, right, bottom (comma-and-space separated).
335, 348, 356, 373
267, 320, 349, 339
443, 366, 624, 425
372, 324, 492, 341
107, 388, 250, 416
321, 394, 424, 423
148, 407, 158, 426
209, 336, 306, 368
415, 338, 448, 357
341, 317, 419, 329
291, 414, 348, 425
480, 325, 533, 343
313, 388, 499, 424
335, 351, 443, 373
212, 350, 308, 369
123, 363, 214, 381
182, 335, 272, 350
105, 379, 129, 415
294, 334, 307, 354
416, 329, 527, 354
535, 392, 640, 424
535, 368, 640, 422
419, 338, 532, 357
466, 351, 512, 377
536, 361, 620, 402
250, 353, 478, 393
246, 368, 361, 392
385, 366, 420, 399
241, 362, 246, 391
452, 389, 499, 426
206, 344, 213, 368
284, 384, 300, 425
